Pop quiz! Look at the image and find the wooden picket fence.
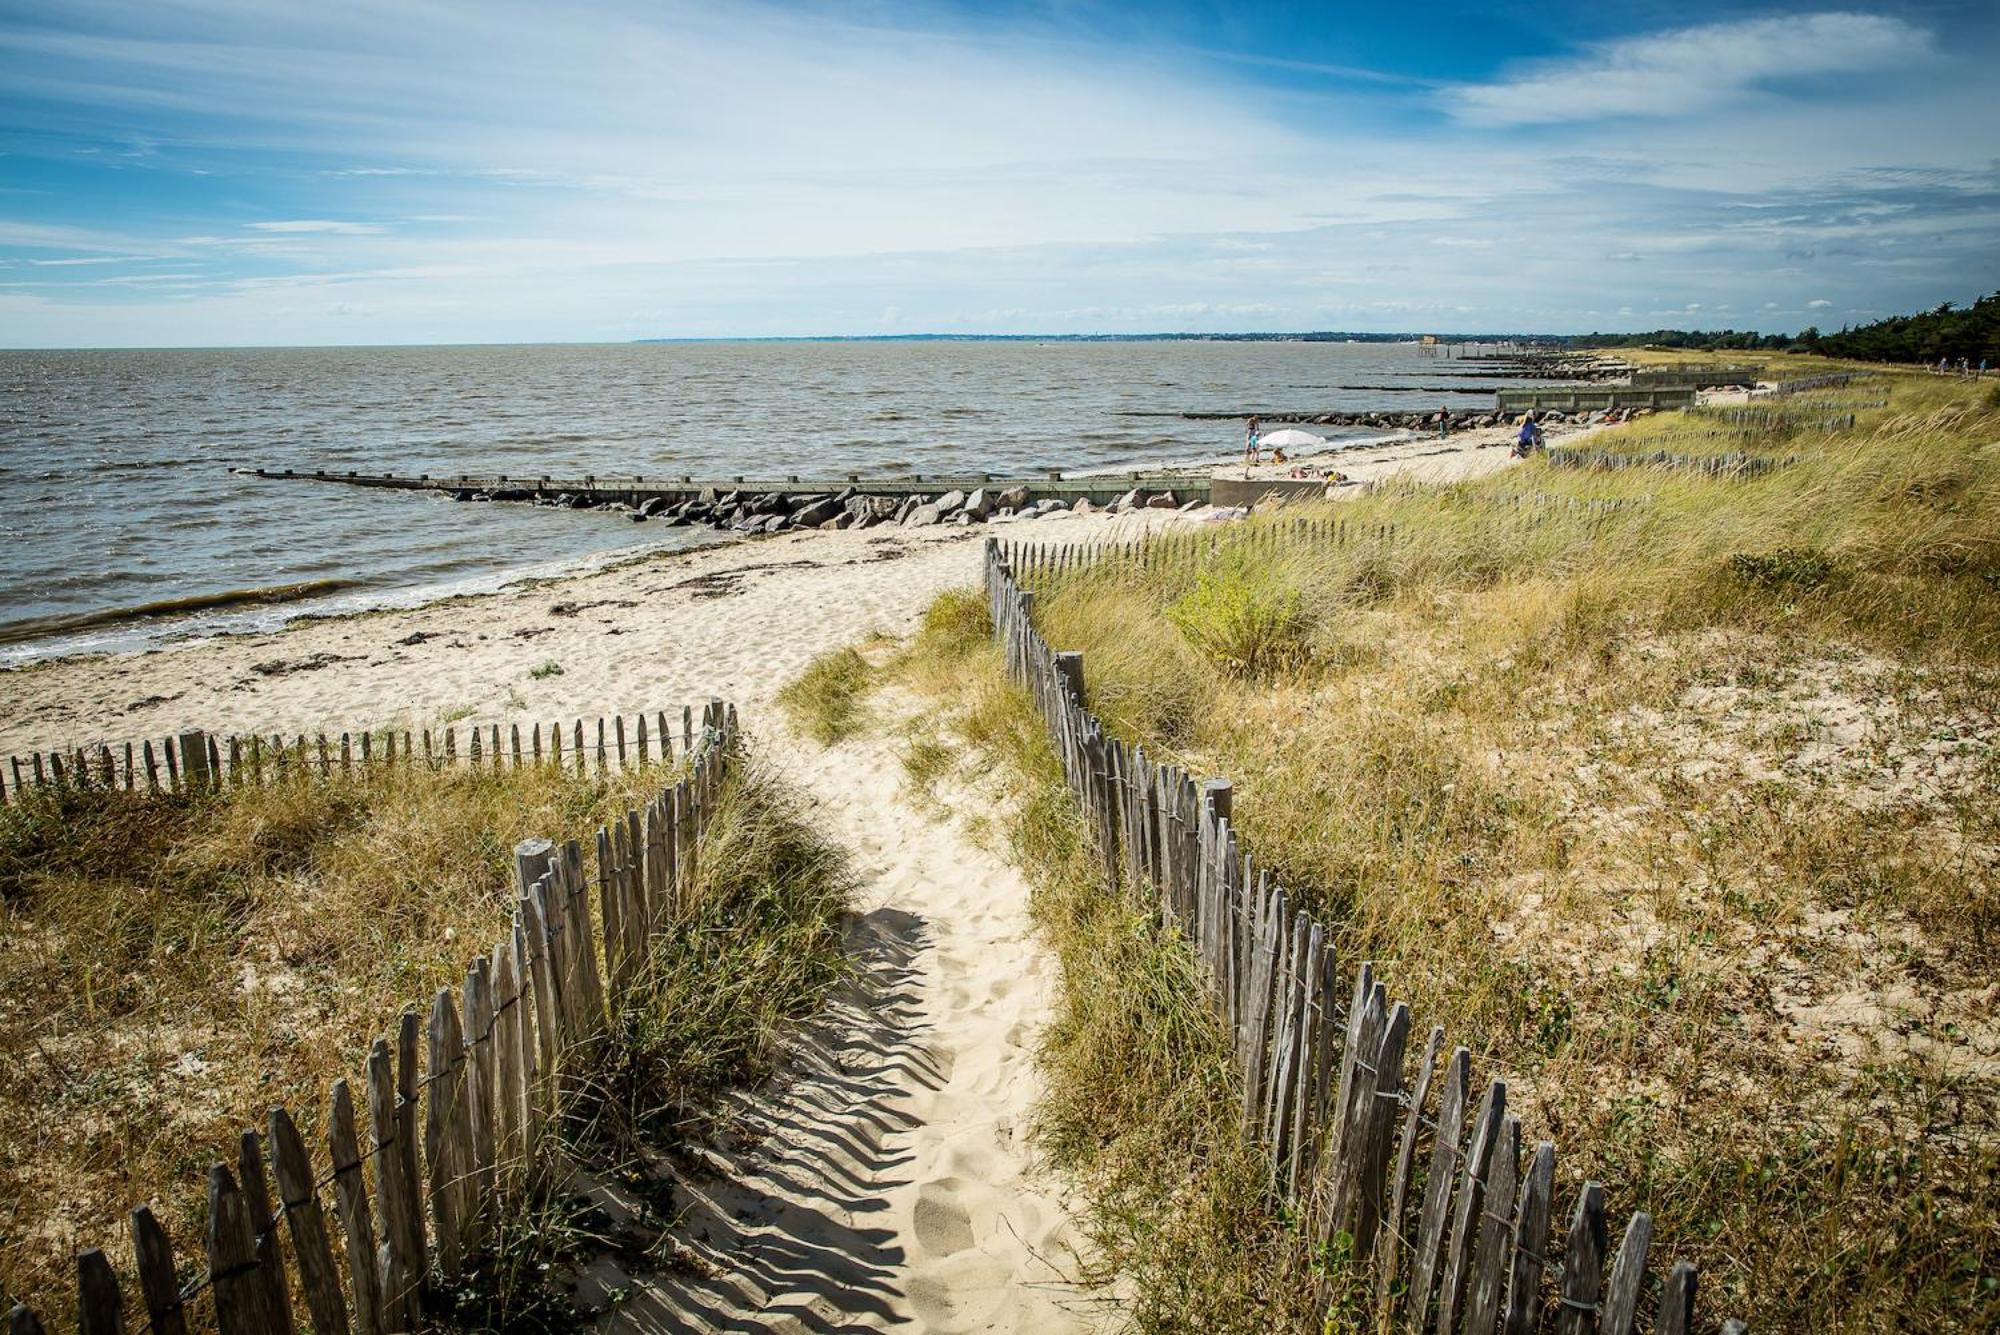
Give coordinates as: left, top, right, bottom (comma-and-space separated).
1753, 371, 1871, 398
5, 700, 740, 1335
989, 495, 1643, 594
1, 710, 692, 805
1690, 407, 1856, 432
1543, 447, 1792, 478
983, 539, 1744, 1334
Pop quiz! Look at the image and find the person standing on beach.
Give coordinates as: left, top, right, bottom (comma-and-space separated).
1436, 405, 1450, 439
1245, 415, 1262, 468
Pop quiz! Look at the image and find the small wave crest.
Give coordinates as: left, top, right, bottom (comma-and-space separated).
0, 578, 362, 646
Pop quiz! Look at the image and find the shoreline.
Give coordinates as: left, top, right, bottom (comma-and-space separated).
0, 419, 1605, 760
0, 427, 1430, 668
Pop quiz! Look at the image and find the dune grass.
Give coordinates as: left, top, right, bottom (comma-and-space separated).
0, 749, 850, 1330
985, 364, 1998, 1329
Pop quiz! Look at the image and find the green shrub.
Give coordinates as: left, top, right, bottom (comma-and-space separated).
1167, 567, 1312, 678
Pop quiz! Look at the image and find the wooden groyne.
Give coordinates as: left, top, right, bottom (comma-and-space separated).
247, 468, 1214, 533
249, 467, 1209, 506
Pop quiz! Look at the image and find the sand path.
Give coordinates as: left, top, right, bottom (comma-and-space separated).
578, 722, 1095, 1333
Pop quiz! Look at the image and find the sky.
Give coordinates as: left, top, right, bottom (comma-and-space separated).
1, 0, 1997, 346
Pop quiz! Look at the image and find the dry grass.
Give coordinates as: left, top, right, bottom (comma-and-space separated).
0, 750, 850, 1328
991, 365, 1999, 1329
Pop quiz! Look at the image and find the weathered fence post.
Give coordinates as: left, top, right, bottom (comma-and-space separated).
177, 731, 213, 791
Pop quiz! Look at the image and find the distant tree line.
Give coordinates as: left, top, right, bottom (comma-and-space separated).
1577, 292, 2000, 365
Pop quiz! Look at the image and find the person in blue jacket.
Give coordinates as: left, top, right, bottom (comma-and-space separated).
1514, 412, 1543, 456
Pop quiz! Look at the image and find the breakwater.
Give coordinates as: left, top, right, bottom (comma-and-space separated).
248, 468, 1212, 534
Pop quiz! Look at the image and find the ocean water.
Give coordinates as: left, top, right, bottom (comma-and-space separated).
0, 340, 1556, 659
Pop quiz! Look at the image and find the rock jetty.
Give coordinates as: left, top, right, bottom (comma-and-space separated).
451, 483, 1196, 531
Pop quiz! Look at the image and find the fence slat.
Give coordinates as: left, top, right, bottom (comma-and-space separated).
236, 1129, 292, 1330
130, 1205, 188, 1335
206, 1164, 284, 1335
1655, 1260, 1696, 1335
76, 1248, 122, 1335
1555, 1182, 1608, 1335
1602, 1212, 1654, 1335
1504, 1140, 1556, 1335
1376, 1025, 1444, 1317
462, 957, 497, 1253
1464, 1112, 1522, 1333
425, 987, 468, 1279
393, 1013, 426, 1310
1350, 999, 1410, 1261
1437, 1078, 1505, 1333
270, 1106, 350, 1335
365, 1041, 418, 1330
327, 1079, 386, 1335
597, 826, 627, 1005
493, 934, 528, 1192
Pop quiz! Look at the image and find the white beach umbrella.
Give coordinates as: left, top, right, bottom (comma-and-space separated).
1258, 427, 1325, 448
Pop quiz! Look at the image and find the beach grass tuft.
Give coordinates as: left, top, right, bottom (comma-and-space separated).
776, 644, 874, 743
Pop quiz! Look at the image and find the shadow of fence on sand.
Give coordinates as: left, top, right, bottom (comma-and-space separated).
577, 905, 944, 1333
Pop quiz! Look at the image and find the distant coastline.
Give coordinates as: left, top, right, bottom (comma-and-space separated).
632, 331, 1559, 344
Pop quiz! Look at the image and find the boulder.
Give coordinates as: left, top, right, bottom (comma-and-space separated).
698, 486, 720, 506
792, 497, 842, 527
763, 514, 788, 533
953, 512, 975, 526
1145, 491, 1178, 509
629, 511, 648, 522
1073, 497, 1097, 515
904, 503, 943, 527
997, 486, 1030, 510
637, 496, 668, 517
933, 489, 966, 518
964, 487, 994, 518
1109, 487, 1142, 514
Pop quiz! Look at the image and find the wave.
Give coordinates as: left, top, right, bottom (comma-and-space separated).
0, 578, 362, 647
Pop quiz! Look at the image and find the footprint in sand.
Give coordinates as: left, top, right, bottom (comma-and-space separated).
913, 1180, 976, 1255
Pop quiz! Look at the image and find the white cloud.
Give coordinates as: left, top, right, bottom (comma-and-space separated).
245, 220, 384, 235
1444, 13, 1934, 127
1808, 298, 1834, 307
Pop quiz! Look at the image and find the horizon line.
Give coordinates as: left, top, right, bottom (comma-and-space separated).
0, 328, 1779, 353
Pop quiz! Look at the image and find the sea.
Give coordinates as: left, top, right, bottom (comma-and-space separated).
0, 339, 1559, 661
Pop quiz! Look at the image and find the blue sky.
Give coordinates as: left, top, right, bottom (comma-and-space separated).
2, 0, 1996, 346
